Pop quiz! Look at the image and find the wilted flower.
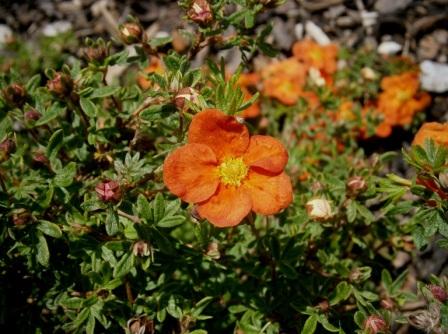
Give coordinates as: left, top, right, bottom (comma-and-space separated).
347, 176, 367, 195
133, 241, 150, 257
174, 87, 199, 110
305, 198, 333, 221
95, 180, 122, 203
408, 304, 440, 332
364, 315, 387, 334
127, 315, 155, 334
163, 109, 292, 227
188, 0, 213, 26
119, 22, 144, 44
83, 44, 109, 63
206, 242, 220, 259
12, 208, 31, 226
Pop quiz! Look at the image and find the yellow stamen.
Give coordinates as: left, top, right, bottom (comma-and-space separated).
218, 157, 248, 186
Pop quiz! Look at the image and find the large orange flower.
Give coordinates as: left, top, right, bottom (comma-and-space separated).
163, 109, 293, 227
412, 122, 448, 147
292, 39, 338, 75
375, 72, 431, 137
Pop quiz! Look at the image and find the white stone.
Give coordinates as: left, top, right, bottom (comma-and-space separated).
305, 21, 330, 45
377, 41, 402, 55
420, 60, 448, 93
41, 21, 72, 37
294, 23, 303, 40
0, 24, 13, 45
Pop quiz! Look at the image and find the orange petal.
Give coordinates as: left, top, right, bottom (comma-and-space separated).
243, 170, 293, 215
188, 109, 250, 160
163, 143, 219, 203
243, 135, 288, 174
197, 184, 252, 227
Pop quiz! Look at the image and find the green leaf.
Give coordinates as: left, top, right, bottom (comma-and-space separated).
86, 313, 95, 334
329, 282, 352, 306
228, 305, 247, 314
166, 296, 182, 319
90, 86, 120, 98
105, 209, 119, 236
36, 232, 50, 267
317, 315, 340, 332
80, 97, 98, 118
137, 194, 153, 221
346, 200, 357, 223
157, 215, 185, 228
189, 330, 207, 334
113, 253, 134, 278
37, 220, 62, 238
46, 129, 63, 160
301, 315, 317, 334
354, 311, 366, 327
412, 225, 427, 250
54, 162, 77, 187
25, 74, 41, 92
35, 103, 64, 126
153, 193, 165, 222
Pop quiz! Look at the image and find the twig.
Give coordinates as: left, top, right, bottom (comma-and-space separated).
117, 210, 141, 223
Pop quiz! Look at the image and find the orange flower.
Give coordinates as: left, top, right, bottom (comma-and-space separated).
237, 73, 261, 118
163, 109, 293, 227
137, 57, 164, 90
292, 39, 338, 75
261, 58, 307, 105
375, 72, 431, 137
412, 122, 448, 147
336, 100, 356, 122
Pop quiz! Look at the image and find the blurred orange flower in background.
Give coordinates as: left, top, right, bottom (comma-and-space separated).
374, 71, 431, 137
163, 109, 293, 227
137, 57, 164, 90
237, 73, 261, 118
292, 39, 338, 76
412, 122, 448, 147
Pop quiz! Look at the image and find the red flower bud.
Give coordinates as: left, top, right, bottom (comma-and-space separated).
0, 138, 15, 161
33, 152, 49, 167
188, 0, 213, 26
428, 284, 448, 302
364, 315, 387, 334
2, 83, 27, 108
380, 298, 395, 310
47, 72, 74, 98
119, 23, 144, 45
12, 209, 31, 226
83, 45, 109, 63
24, 109, 41, 121
95, 180, 122, 202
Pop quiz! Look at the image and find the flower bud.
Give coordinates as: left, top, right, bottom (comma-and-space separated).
174, 87, 199, 110
361, 67, 377, 81
308, 67, 326, 87
346, 176, 367, 195
127, 315, 154, 334
428, 284, 448, 302
172, 30, 191, 54
24, 109, 41, 121
47, 72, 73, 98
380, 298, 395, 310
0, 138, 15, 162
32, 152, 49, 167
83, 45, 109, 63
306, 198, 333, 221
364, 315, 387, 334
12, 208, 31, 226
119, 23, 144, 45
206, 242, 220, 259
133, 240, 150, 257
95, 180, 122, 203
188, 0, 213, 26
2, 83, 27, 108
439, 172, 448, 190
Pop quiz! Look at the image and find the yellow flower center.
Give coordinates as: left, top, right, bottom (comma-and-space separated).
396, 89, 412, 102
218, 157, 248, 187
